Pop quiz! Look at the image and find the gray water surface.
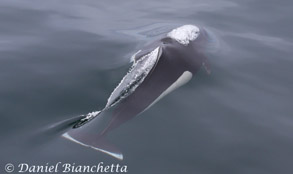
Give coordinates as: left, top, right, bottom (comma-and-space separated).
1, 0, 293, 174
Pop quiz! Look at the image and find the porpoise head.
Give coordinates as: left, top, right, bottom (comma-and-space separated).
166, 24, 200, 46
159, 24, 211, 73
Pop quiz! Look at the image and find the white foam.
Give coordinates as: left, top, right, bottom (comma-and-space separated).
130, 50, 141, 63
82, 111, 100, 121
86, 111, 100, 117
167, 25, 200, 45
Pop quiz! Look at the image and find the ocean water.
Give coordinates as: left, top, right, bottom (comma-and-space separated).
1, 0, 293, 173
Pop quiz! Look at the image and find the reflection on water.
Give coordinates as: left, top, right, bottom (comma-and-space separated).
1, 0, 293, 173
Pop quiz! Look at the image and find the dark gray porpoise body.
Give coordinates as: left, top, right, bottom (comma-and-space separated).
60, 25, 211, 160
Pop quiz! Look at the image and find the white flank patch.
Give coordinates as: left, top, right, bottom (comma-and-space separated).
143, 71, 193, 112
167, 25, 200, 45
